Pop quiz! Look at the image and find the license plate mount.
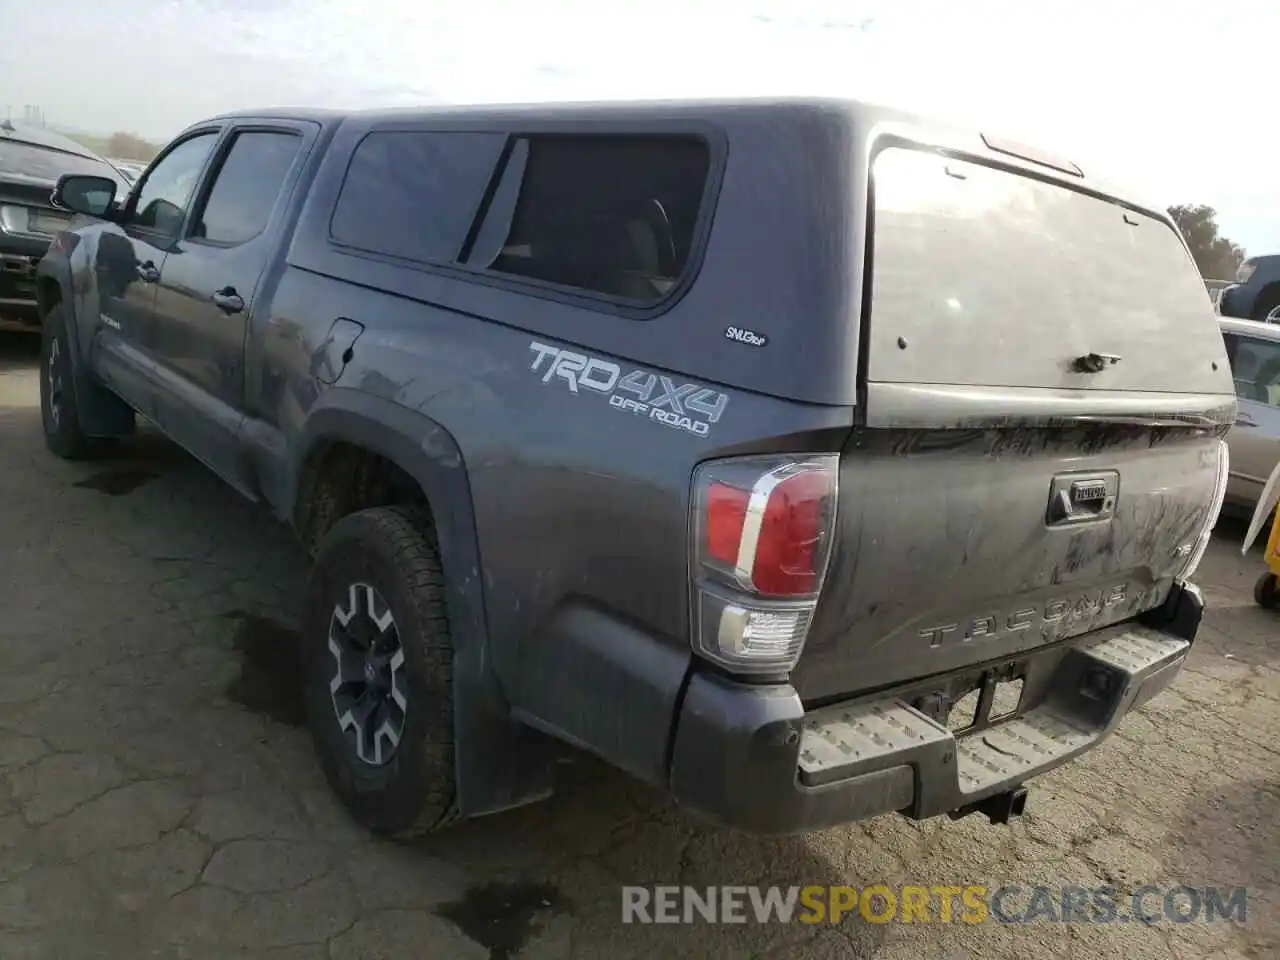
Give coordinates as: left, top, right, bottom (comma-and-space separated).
945, 665, 1027, 736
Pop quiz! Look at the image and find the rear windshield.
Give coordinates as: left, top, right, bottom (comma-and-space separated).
865, 146, 1222, 394
0, 139, 113, 182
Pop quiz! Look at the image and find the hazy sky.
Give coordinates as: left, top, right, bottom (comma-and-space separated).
3, 0, 1275, 255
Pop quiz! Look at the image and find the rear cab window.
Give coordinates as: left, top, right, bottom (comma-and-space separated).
327, 129, 713, 308
192, 130, 302, 245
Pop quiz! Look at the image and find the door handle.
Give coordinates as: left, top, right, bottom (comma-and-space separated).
1236, 413, 1257, 427
136, 260, 160, 283
211, 286, 244, 315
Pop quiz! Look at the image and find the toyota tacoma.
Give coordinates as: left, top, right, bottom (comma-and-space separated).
35, 98, 1233, 835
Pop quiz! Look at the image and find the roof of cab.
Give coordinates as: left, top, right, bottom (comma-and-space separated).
216, 95, 1175, 409
203, 95, 1159, 216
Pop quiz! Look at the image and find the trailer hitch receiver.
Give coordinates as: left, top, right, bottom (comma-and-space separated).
947, 786, 1029, 826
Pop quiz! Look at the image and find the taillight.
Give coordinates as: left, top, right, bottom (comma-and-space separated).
1179, 439, 1229, 580
690, 455, 839, 674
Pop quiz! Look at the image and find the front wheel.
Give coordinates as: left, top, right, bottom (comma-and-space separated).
39, 305, 92, 459
1254, 572, 1278, 609
301, 505, 458, 836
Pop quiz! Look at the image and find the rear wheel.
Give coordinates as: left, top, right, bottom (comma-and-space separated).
301, 505, 457, 836
1254, 572, 1278, 609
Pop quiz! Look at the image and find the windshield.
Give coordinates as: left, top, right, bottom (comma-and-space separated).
0, 139, 118, 184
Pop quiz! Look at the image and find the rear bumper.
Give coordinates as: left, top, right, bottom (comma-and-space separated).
668, 582, 1202, 834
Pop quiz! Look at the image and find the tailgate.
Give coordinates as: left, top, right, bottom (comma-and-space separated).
791, 146, 1235, 703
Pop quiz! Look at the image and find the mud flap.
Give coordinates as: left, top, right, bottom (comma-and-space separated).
452, 639, 557, 818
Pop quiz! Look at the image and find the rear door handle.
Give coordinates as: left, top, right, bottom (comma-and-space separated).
211, 286, 244, 315
136, 260, 160, 283
1236, 413, 1257, 427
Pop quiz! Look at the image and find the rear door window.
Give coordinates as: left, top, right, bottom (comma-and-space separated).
192, 130, 301, 245
466, 135, 711, 304
330, 131, 507, 264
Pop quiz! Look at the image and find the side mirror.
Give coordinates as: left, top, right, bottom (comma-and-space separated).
50, 174, 118, 218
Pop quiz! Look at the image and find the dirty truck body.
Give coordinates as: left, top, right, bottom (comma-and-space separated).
36, 98, 1234, 835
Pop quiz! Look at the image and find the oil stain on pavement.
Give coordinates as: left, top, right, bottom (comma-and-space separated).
223, 610, 307, 727
437, 881, 566, 960
73, 468, 159, 496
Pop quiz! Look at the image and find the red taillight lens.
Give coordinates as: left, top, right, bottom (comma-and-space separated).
752, 470, 834, 596
690, 455, 839, 675
697, 461, 837, 600
705, 481, 749, 567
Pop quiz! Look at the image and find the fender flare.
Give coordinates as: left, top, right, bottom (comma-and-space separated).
34, 255, 80, 358
292, 389, 553, 816
33, 253, 132, 438
291, 389, 486, 653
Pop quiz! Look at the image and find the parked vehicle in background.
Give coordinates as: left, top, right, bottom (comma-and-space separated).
1218, 316, 1280, 513
1205, 278, 1233, 314
1219, 255, 1280, 323
108, 159, 146, 183
0, 120, 128, 328
36, 98, 1231, 838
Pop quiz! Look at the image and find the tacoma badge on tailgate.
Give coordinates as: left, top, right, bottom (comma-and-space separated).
917, 581, 1161, 648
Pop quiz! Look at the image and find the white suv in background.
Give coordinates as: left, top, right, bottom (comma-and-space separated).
1220, 316, 1280, 512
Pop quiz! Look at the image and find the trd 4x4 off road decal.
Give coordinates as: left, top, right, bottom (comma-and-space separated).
528, 341, 728, 437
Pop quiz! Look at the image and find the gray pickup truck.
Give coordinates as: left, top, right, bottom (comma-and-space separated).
36, 98, 1233, 837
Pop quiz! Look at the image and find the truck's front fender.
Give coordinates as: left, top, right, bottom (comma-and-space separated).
34, 239, 133, 438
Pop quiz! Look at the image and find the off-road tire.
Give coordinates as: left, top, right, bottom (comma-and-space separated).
39, 304, 93, 460
1254, 572, 1278, 609
301, 505, 458, 836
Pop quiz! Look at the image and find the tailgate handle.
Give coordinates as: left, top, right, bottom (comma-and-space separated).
1047, 472, 1119, 526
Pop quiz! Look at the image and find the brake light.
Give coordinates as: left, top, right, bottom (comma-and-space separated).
691, 456, 839, 674
1179, 439, 1229, 580
705, 482, 749, 567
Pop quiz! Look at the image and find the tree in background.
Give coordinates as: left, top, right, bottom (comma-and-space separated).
1168, 204, 1246, 281
104, 131, 160, 161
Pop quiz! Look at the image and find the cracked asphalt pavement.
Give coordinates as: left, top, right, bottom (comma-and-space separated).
0, 333, 1276, 959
